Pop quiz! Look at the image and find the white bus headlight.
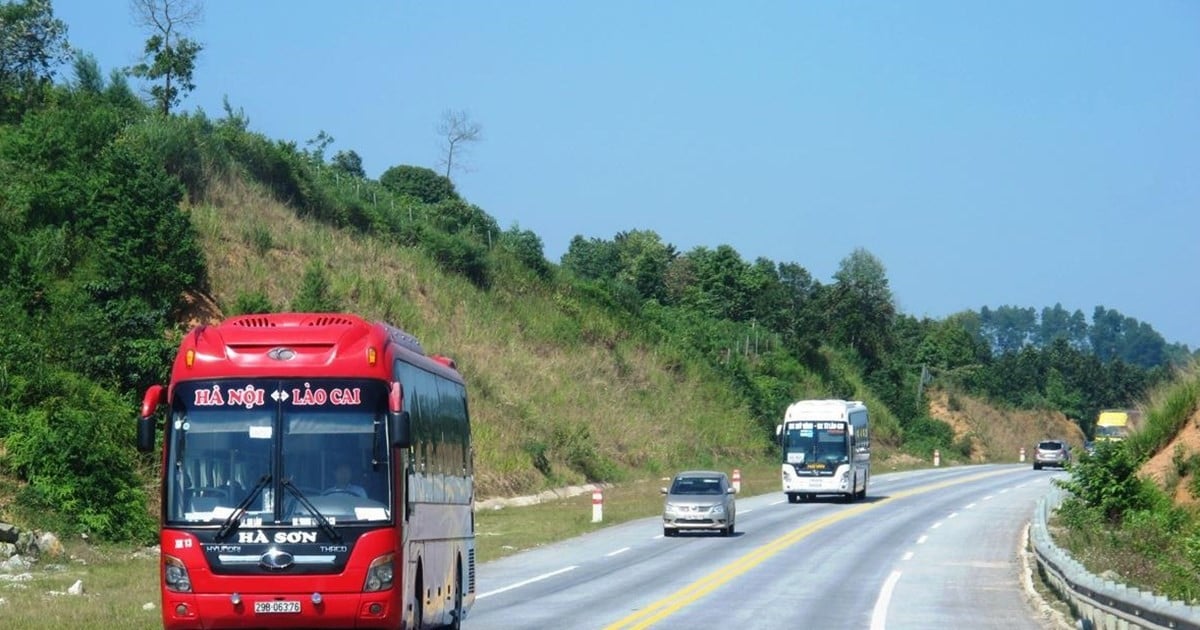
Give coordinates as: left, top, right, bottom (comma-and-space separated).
364, 553, 395, 592
164, 555, 192, 593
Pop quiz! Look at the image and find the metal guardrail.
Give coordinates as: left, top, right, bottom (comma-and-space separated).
1030, 486, 1200, 630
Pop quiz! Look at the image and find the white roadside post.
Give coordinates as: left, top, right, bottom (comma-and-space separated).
591, 488, 603, 523
732, 469, 742, 493
1020, 447, 1026, 463
934, 449, 941, 467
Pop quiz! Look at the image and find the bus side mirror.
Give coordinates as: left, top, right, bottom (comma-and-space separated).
390, 410, 412, 448
137, 385, 165, 453
775, 424, 783, 444
137, 416, 156, 452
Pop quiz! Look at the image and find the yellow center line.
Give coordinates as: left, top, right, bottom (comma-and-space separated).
604, 467, 1020, 630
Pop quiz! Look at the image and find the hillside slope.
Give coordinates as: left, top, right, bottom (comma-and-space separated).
186, 179, 768, 497
927, 389, 1087, 462
1139, 408, 1200, 507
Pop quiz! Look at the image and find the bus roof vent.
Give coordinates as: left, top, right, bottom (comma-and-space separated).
228, 316, 276, 328
306, 315, 358, 327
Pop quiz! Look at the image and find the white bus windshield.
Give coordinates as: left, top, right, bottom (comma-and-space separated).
783, 421, 849, 467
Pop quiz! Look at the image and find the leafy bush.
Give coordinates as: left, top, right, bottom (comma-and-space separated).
3, 370, 156, 542
378, 164, 459, 204
1056, 440, 1154, 524
422, 230, 490, 288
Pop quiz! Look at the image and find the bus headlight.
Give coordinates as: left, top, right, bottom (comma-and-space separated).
164, 555, 192, 593
363, 553, 395, 592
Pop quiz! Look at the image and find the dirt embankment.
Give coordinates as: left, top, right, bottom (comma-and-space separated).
926, 389, 1087, 463
1138, 408, 1200, 507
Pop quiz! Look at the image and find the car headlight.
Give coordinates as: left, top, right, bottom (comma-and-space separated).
664, 503, 680, 516
709, 504, 725, 516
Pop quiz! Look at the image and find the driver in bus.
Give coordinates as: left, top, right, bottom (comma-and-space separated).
323, 462, 367, 497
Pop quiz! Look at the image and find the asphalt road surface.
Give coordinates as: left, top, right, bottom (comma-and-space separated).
470, 464, 1067, 629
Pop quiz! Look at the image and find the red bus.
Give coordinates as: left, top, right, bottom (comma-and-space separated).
137, 313, 475, 629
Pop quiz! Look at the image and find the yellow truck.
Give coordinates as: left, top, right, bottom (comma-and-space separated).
1095, 409, 1141, 443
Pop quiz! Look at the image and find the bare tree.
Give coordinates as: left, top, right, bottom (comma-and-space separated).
128, 0, 203, 115
436, 109, 482, 179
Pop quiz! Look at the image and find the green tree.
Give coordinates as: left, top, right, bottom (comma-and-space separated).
822, 248, 896, 366
498, 224, 551, 278
127, 0, 203, 115
562, 235, 621, 281
613, 230, 674, 303
379, 164, 459, 204
0, 0, 70, 120
331, 149, 365, 178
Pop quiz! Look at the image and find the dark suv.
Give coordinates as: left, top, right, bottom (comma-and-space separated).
1033, 440, 1071, 470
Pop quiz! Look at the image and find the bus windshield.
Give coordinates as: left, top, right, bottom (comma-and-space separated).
1095, 425, 1128, 439
164, 379, 391, 527
782, 421, 849, 467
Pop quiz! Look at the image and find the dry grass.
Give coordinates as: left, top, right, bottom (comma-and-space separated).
927, 389, 1087, 463
190, 179, 765, 499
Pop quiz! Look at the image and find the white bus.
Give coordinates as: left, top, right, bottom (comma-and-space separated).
776, 400, 870, 503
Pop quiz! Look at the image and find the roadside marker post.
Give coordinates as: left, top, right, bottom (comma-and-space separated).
1019, 447, 1026, 462
592, 488, 603, 523
934, 449, 941, 467
732, 469, 741, 493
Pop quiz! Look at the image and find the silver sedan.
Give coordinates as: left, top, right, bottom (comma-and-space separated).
661, 470, 737, 537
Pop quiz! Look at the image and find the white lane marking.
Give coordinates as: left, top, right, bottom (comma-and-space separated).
902, 551, 914, 561
606, 547, 631, 557
916, 535, 927, 545
476, 566, 578, 600
999, 488, 1009, 494
948, 512, 959, 519
982, 495, 994, 501
964, 503, 976, 510
931, 521, 942, 529
740, 509, 754, 514
870, 569, 903, 630
770, 500, 786, 505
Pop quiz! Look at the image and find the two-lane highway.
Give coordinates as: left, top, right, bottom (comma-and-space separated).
470, 465, 1067, 629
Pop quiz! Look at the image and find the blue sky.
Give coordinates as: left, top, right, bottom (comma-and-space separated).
53, 1, 1200, 349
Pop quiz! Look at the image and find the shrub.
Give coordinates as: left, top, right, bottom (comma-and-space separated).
1056, 440, 1154, 524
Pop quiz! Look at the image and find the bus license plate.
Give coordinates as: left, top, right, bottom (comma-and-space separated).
255, 600, 301, 614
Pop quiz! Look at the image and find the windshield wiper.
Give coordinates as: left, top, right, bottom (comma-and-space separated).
215, 474, 271, 542
281, 478, 342, 543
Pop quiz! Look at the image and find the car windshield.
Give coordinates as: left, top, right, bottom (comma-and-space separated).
1038, 441, 1064, 450
671, 476, 725, 495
